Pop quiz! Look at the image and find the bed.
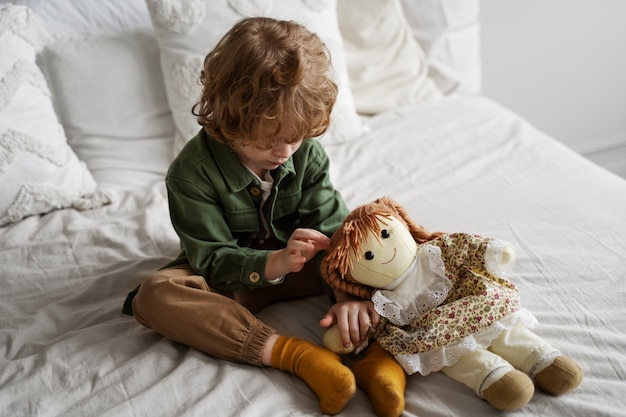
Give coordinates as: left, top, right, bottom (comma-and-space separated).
1, 1, 625, 416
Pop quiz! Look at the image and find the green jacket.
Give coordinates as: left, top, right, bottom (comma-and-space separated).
164, 130, 349, 292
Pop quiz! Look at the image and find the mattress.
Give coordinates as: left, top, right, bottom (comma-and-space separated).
1, 95, 625, 417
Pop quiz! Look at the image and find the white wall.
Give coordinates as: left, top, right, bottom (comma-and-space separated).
480, 0, 626, 179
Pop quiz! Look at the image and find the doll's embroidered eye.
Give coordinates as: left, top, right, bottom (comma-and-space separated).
364, 251, 375, 260
381, 229, 390, 239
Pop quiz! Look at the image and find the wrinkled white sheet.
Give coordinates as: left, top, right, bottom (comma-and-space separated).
1, 96, 625, 417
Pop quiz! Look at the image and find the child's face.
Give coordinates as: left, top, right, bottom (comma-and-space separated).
232, 121, 303, 177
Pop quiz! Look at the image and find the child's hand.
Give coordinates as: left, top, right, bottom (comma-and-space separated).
319, 293, 380, 349
265, 228, 330, 279
287, 228, 330, 266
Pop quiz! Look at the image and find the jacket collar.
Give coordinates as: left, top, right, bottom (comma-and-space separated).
205, 132, 295, 192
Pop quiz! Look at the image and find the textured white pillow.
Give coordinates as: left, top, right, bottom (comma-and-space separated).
400, 0, 481, 95
0, 5, 109, 226
11, 0, 152, 38
145, 0, 368, 154
40, 31, 176, 190
337, 0, 442, 115
20, 0, 175, 190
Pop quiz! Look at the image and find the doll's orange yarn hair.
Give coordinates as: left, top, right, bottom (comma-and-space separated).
321, 197, 444, 299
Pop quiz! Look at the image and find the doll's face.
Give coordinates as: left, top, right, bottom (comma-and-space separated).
348, 215, 418, 288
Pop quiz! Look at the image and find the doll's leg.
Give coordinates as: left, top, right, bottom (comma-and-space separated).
352, 342, 406, 417
132, 265, 355, 415
441, 349, 534, 411
489, 325, 583, 395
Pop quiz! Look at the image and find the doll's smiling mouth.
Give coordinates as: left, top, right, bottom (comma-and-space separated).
381, 248, 396, 264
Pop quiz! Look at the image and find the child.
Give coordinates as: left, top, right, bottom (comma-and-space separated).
123, 17, 379, 415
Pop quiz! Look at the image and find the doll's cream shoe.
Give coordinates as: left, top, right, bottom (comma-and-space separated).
534, 356, 583, 396
483, 369, 535, 411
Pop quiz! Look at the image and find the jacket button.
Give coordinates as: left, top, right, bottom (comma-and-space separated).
249, 272, 261, 283
250, 187, 261, 196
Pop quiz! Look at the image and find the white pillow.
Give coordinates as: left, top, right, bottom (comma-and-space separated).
400, 0, 481, 95
145, 0, 368, 154
337, 0, 442, 115
0, 5, 109, 227
10, 0, 152, 38
39, 31, 176, 190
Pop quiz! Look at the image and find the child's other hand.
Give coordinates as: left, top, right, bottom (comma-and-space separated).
319, 294, 380, 349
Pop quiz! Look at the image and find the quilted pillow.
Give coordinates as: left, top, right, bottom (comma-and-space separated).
145, 0, 368, 154
0, 5, 109, 227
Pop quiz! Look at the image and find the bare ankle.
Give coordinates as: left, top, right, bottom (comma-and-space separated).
262, 333, 281, 366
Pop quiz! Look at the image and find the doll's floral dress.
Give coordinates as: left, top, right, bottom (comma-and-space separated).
368, 233, 538, 376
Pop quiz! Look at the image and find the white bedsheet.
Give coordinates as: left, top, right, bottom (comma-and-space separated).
1, 96, 625, 416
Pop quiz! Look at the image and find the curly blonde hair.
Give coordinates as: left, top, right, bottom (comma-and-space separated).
192, 17, 338, 148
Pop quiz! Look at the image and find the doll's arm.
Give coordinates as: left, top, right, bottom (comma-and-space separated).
500, 246, 516, 269
435, 233, 515, 276
484, 239, 516, 275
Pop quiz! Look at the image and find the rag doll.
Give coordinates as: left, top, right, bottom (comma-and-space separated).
321, 197, 583, 417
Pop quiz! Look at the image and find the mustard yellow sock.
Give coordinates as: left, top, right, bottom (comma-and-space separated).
271, 336, 356, 415
352, 342, 407, 417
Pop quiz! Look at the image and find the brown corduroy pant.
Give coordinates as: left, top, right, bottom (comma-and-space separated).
131, 254, 326, 367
